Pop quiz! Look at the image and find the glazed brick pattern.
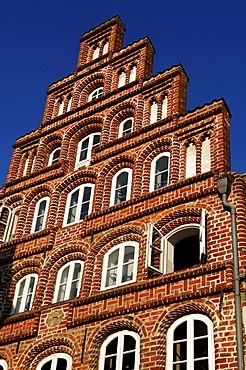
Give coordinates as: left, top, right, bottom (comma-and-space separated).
0, 15, 246, 370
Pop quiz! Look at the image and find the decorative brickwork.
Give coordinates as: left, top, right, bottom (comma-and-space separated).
0, 15, 245, 370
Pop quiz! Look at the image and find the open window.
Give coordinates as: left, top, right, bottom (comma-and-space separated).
147, 210, 206, 275
63, 183, 94, 226
101, 242, 139, 290
166, 314, 215, 370
11, 273, 38, 314
37, 354, 72, 370
0, 360, 7, 370
53, 260, 83, 302
75, 132, 101, 168
99, 331, 140, 370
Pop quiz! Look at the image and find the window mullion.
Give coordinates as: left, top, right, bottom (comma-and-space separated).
20, 277, 29, 312
117, 332, 123, 370
65, 264, 73, 300
118, 246, 124, 285
77, 186, 84, 223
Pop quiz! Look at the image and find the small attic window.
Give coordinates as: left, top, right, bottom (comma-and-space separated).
92, 45, 100, 60
102, 41, 109, 55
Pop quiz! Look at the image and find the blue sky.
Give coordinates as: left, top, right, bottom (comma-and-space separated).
0, 0, 246, 186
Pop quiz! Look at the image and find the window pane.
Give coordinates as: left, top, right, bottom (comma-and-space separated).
57, 284, 66, 302
193, 359, 208, 369
194, 320, 208, 337
41, 360, 52, 370
60, 266, 69, 284
156, 156, 168, 172
93, 134, 100, 147
69, 280, 79, 299
104, 356, 116, 370
15, 297, 22, 313
123, 246, 134, 263
67, 190, 79, 223
18, 279, 25, 297
116, 172, 128, 187
173, 364, 187, 370
122, 119, 132, 136
79, 138, 89, 161
115, 188, 127, 204
194, 338, 208, 359
123, 335, 136, 351
108, 250, 119, 268
122, 351, 135, 369
106, 337, 118, 355
174, 322, 187, 341
38, 200, 47, 216
82, 187, 92, 202
24, 293, 32, 311
173, 342, 187, 362
73, 263, 81, 280
80, 202, 89, 219
56, 358, 67, 370
122, 262, 133, 282
106, 267, 118, 287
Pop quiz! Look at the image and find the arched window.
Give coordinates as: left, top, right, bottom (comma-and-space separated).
88, 87, 103, 102
0, 360, 7, 370
150, 153, 170, 191
63, 183, 94, 226
118, 71, 126, 88
11, 273, 38, 314
201, 135, 211, 173
92, 45, 100, 60
118, 118, 133, 137
101, 242, 139, 289
58, 100, 64, 116
186, 140, 196, 178
147, 210, 206, 274
0, 206, 19, 243
48, 147, 61, 166
76, 132, 101, 168
102, 41, 109, 55
150, 100, 158, 124
110, 169, 132, 206
161, 95, 168, 119
31, 197, 50, 233
53, 260, 84, 302
37, 354, 72, 370
129, 65, 137, 82
99, 331, 140, 370
166, 314, 215, 370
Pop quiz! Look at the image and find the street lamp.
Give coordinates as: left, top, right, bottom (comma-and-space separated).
217, 174, 244, 370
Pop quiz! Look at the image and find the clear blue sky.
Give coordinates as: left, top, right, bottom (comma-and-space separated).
0, 0, 246, 186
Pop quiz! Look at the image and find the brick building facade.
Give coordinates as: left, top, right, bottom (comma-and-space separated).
0, 15, 246, 369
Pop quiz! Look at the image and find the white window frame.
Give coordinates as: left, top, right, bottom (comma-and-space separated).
150, 152, 170, 192
0, 206, 10, 242
92, 46, 100, 60
5, 207, 20, 242
37, 353, 72, 370
110, 168, 132, 206
53, 260, 84, 303
11, 273, 38, 314
75, 132, 101, 169
166, 314, 215, 370
118, 117, 134, 138
63, 183, 95, 227
88, 87, 103, 102
48, 147, 61, 166
101, 241, 139, 290
31, 196, 50, 233
147, 210, 206, 274
0, 360, 7, 370
99, 331, 140, 370
102, 41, 109, 55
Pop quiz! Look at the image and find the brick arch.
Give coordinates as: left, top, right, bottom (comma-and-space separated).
72, 72, 105, 107
154, 207, 202, 231
20, 334, 77, 370
87, 316, 147, 370
20, 185, 53, 236
39, 249, 87, 306
50, 170, 97, 227
102, 101, 137, 142
3, 193, 23, 208
134, 137, 171, 196
63, 119, 103, 172
94, 154, 136, 211
36, 132, 63, 169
